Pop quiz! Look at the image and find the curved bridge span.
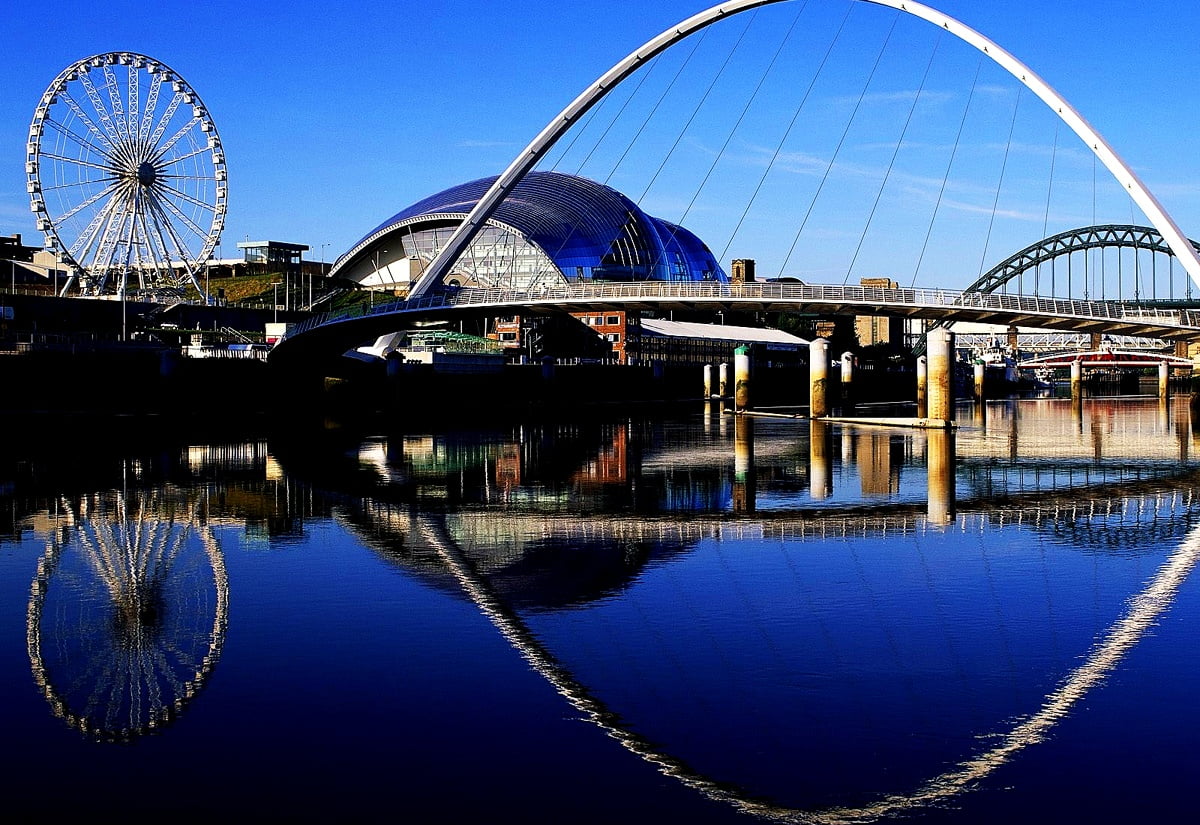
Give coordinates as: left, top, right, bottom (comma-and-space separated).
272, 281, 1200, 366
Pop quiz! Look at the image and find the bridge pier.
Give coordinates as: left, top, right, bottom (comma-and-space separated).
703, 363, 714, 398
1159, 361, 1171, 400
916, 355, 928, 418
719, 362, 729, 398
973, 361, 985, 401
926, 328, 954, 425
734, 346, 751, 412
840, 351, 854, 411
1071, 358, 1083, 402
809, 338, 829, 418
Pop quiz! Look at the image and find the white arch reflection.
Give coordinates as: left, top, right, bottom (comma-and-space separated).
412, 508, 1200, 823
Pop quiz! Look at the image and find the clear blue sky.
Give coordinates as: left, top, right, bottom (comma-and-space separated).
4, 0, 1200, 288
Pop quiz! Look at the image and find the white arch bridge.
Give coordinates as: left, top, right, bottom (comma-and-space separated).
270, 280, 1200, 367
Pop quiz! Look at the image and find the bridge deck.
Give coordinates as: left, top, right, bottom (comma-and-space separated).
273, 282, 1200, 365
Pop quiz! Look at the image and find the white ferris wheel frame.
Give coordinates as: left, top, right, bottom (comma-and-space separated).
26, 51, 228, 299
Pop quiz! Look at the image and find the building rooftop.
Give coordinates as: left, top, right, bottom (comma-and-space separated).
640, 318, 809, 348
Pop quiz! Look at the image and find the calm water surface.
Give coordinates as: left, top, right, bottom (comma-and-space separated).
3, 398, 1200, 822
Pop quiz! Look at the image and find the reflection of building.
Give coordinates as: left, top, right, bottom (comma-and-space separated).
571, 425, 629, 485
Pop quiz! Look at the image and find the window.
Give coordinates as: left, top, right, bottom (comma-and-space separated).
606, 315, 620, 326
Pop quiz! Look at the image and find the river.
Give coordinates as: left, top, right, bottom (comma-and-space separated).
2, 397, 1198, 822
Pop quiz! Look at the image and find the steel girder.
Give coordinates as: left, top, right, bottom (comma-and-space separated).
966, 225, 1200, 295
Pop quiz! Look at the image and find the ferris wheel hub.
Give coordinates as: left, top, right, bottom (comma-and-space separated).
136, 161, 158, 187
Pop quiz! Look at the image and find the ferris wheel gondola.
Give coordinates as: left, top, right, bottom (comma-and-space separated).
26, 52, 227, 299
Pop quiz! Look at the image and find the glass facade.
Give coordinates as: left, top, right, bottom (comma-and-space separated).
341, 172, 727, 290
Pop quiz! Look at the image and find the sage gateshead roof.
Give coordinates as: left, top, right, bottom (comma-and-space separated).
333, 171, 728, 291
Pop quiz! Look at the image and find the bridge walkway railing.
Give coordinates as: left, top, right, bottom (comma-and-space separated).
278, 282, 1200, 345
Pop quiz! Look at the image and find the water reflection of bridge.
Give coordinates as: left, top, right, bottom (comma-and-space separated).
264, 400, 1200, 821
338, 493, 1200, 824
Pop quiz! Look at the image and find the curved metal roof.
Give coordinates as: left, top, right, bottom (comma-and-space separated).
340, 171, 727, 283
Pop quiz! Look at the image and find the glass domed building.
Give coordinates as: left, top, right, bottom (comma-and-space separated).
329, 171, 727, 292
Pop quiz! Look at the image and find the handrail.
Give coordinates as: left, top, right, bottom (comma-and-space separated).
276, 281, 1200, 345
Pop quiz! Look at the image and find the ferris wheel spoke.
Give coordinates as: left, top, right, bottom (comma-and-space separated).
44, 117, 117, 163
42, 177, 115, 193
133, 198, 171, 274
118, 200, 142, 277
138, 73, 164, 145
159, 173, 217, 182
155, 180, 217, 216
158, 144, 214, 171
101, 65, 131, 144
147, 92, 185, 149
68, 186, 127, 266
150, 188, 212, 246
58, 93, 117, 154
78, 73, 124, 147
144, 192, 195, 276
86, 188, 137, 280
125, 65, 140, 142
152, 119, 202, 163
53, 180, 122, 225
39, 151, 121, 175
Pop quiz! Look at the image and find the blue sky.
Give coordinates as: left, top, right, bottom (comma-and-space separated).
4, 0, 1200, 289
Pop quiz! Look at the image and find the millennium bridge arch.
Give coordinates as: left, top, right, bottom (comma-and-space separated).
405, 0, 1200, 301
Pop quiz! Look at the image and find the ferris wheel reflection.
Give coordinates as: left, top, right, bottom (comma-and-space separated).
26, 491, 229, 742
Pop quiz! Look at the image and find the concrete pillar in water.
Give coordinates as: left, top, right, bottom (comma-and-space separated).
703, 363, 714, 398
809, 337, 830, 418
926, 428, 956, 526
916, 355, 928, 418
733, 414, 756, 513
734, 346, 751, 412
719, 362, 730, 398
926, 327, 954, 424
809, 418, 832, 500
973, 360, 985, 401
840, 351, 854, 409
1159, 361, 1171, 399
1071, 358, 1083, 403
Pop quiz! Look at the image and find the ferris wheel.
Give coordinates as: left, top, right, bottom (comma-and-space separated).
26, 52, 227, 299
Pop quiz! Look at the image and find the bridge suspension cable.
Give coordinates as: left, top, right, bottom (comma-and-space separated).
404, 0, 1200, 302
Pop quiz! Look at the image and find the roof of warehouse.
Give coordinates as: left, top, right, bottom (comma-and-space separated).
639, 318, 809, 348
